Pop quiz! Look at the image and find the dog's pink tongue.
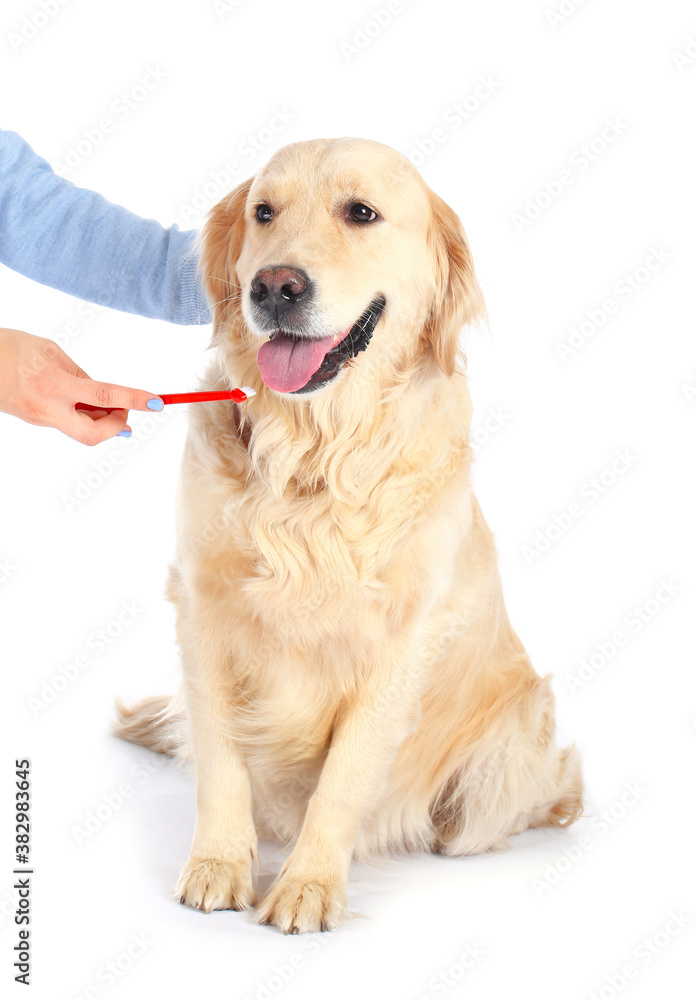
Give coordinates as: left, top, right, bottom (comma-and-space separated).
257, 332, 335, 392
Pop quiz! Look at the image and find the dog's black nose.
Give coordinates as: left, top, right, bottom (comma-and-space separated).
250, 267, 309, 316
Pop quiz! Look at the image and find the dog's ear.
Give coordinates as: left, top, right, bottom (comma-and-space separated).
198, 176, 254, 326
425, 191, 486, 377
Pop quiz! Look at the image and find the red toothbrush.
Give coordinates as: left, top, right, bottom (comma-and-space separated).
157, 388, 255, 405
76, 387, 256, 411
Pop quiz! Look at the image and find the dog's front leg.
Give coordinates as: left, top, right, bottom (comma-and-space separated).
257, 641, 423, 933
175, 623, 257, 913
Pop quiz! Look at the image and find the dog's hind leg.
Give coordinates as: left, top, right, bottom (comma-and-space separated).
429, 674, 583, 856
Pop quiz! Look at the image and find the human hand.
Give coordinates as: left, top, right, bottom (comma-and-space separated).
0, 328, 162, 445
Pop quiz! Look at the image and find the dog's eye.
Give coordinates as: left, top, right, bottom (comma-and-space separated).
256, 204, 274, 223
348, 203, 378, 224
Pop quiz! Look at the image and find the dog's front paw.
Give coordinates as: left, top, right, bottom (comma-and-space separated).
175, 857, 255, 913
257, 875, 347, 934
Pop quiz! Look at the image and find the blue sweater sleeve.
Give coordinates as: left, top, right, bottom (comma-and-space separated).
0, 129, 211, 325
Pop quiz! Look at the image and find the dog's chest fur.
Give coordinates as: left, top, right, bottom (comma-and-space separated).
176, 386, 472, 739
195, 460, 405, 651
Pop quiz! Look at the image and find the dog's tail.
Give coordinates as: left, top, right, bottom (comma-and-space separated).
544, 742, 584, 828
113, 690, 191, 761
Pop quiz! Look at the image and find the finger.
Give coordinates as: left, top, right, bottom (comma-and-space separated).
59, 407, 131, 446
63, 376, 162, 413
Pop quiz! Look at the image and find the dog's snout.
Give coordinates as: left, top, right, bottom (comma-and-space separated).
250, 267, 309, 316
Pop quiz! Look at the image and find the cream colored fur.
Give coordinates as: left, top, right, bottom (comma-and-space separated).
115, 138, 582, 934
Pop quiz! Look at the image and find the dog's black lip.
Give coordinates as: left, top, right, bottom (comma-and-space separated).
273, 296, 386, 395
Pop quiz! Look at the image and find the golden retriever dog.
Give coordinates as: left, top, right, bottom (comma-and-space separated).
116, 137, 583, 934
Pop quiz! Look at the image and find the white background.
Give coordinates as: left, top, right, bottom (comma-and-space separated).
1, 1, 695, 998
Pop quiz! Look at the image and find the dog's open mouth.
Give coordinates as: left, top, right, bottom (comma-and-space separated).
257, 297, 386, 394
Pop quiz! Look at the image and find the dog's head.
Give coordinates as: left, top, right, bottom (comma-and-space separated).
200, 138, 485, 399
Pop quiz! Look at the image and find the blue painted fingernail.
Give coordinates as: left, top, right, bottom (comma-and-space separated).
118, 429, 132, 438
147, 398, 163, 411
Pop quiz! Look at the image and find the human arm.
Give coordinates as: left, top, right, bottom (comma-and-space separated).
0, 129, 211, 325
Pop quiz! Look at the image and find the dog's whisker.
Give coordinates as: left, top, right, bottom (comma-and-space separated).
209, 292, 242, 308
199, 273, 242, 289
